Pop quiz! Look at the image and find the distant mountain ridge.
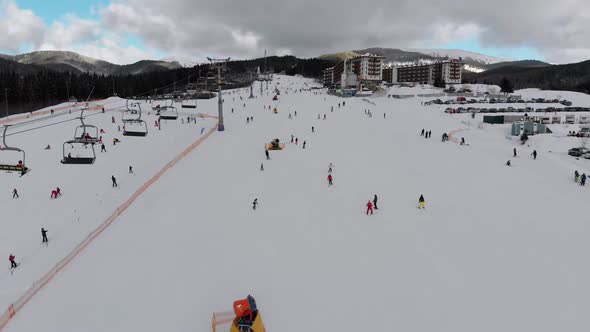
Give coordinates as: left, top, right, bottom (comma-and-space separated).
0, 51, 182, 75
318, 47, 549, 73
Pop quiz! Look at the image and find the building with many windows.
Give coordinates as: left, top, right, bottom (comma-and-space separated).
385, 59, 463, 85
322, 54, 384, 87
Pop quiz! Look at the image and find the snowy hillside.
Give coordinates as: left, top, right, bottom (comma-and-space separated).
406, 48, 509, 64
2, 77, 590, 332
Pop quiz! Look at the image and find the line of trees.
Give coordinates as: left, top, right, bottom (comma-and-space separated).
0, 56, 335, 116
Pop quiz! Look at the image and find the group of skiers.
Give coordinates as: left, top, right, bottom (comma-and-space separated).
421, 129, 432, 138
574, 170, 587, 186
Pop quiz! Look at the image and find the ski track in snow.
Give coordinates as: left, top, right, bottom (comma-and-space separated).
2, 78, 590, 332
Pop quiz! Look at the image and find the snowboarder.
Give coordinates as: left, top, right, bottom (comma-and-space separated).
373, 194, 378, 210
461, 137, 465, 145
265, 149, 270, 160
421, 129, 425, 136
260, 163, 264, 171
112, 116, 115, 124
575, 170, 580, 183
252, 198, 258, 210
312, 126, 315, 133
418, 195, 425, 209
9, 254, 17, 269
101, 143, 106, 152
303, 141, 306, 149
366, 200, 374, 215
513, 148, 517, 157
41, 228, 48, 243
112, 175, 118, 187
291, 135, 294, 143
582, 173, 587, 186
295, 138, 298, 145
532, 150, 537, 159
129, 166, 134, 174
12, 188, 18, 199
327, 174, 333, 186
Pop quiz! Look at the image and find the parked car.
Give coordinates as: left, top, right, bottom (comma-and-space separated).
561, 100, 573, 106
517, 99, 526, 103
582, 153, 590, 159
569, 148, 588, 157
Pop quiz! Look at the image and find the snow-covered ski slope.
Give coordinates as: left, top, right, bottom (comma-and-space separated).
3, 76, 590, 332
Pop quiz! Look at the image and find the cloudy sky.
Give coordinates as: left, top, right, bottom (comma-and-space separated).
0, 0, 589, 64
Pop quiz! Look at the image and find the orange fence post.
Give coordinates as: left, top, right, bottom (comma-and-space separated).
7, 306, 15, 319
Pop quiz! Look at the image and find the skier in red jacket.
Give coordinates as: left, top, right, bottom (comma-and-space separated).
366, 201, 374, 215
9, 254, 17, 269
327, 174, 333, 185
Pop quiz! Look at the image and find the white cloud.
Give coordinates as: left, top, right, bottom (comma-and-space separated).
2, 0, 590, 64
0, 0, 45, 52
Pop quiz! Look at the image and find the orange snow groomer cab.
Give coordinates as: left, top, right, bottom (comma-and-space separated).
230, 295, 265, 332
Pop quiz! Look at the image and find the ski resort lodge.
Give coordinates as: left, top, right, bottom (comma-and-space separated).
385, 59, 463, 85
322, 54, 383, 88
323, 57, 463, 87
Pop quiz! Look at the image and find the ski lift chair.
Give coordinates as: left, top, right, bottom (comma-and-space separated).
61, 140, 96, 164
0, 126, 29, 175
122, 100, 148, 137
159, 106, 178, 120
181, 98, 197, 109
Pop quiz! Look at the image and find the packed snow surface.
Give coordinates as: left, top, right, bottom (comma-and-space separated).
2, 76, 590, 332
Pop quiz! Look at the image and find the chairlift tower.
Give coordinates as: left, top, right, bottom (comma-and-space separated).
207, 57, 231, 131
249, 72, 255, 99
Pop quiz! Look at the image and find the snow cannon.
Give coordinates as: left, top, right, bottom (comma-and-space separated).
231, 295, 265, 332
265, 138, 285, 151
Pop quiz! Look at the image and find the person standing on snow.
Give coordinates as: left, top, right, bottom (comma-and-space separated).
265, 149, 270, 160
327, 174, 333, 186
582, 173, 587, 186
9, 254, 17, 269
252, 198, 258, 210
418, 195, 425, 209
513, 148, 517, 157
421, 129, 425, 136
312, 126, 315, 133
328, 163, 333, 174
373, 194, 378, 210
112, 175, 118, 187
12, 188, 19, 199
303, 141, 306, 149
129, 166, 134, 174
461, 137, 465, 145
260, 163, 264, 171
366, 200, 374, 215
295, 138, 298, 145
532, 150, 537, 159
41, 228, 48, 243
575, 170, 579, 182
